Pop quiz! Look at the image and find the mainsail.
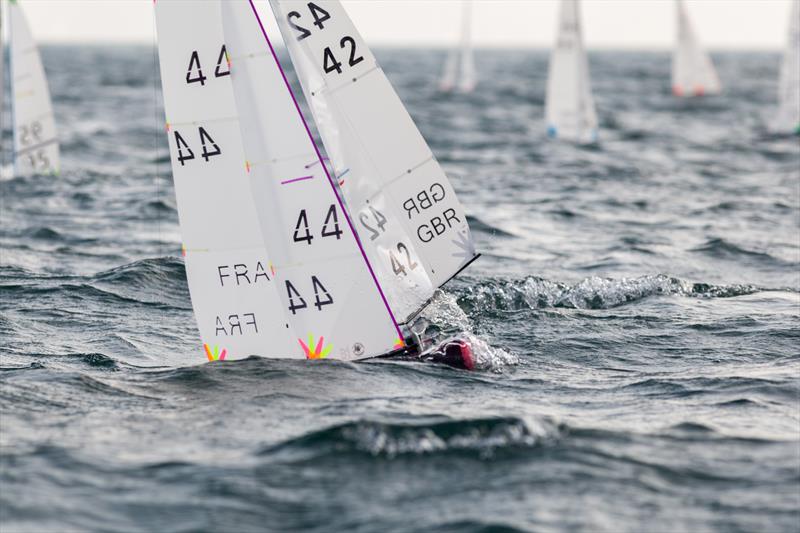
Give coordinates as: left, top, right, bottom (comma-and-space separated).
544, 0, 598, 143
775, 0, 800, 134
8, 0, 59, 176
155, 0, 298, 361
672, 0, 721, 97
269, 0, 479, 322
156, 0, 405, 361
439, 0, 476, 93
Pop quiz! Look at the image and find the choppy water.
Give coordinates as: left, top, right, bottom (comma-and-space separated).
1, 45, 799, 532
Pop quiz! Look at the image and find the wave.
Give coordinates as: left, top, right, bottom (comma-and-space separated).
692, 238, 792, 267
0, 257, 190, 310
454, 274, 761, 313
261, 416, 561, 460
465, 215, 516, 238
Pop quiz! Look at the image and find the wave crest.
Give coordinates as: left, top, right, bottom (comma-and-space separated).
456, 274, 760, 312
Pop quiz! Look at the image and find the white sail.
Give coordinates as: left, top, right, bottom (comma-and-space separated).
544, 0, 598, 143
672, 0, 721, 97
8, 0, 60, 176
269, 0, 478, 321
440, 0, 476, 93
1, 5, 5, 163
8, 0, 59, 177
775, 0, 800, 134
219, 0, 404, 360
155, 0, 299, 362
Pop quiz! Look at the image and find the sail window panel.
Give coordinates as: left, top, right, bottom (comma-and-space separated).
351, 191, 435, 322
330, 71, 433, 191
185, 249, 300, 359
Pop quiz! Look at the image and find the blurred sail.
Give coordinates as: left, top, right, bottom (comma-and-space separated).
775, 0, 800, 133
1, 6, 4, 163
269, 0, 479, 321
672, 0, 721, 97
440, 0, 476, 93
8, 0, 59, 177
545, 0, 598, 143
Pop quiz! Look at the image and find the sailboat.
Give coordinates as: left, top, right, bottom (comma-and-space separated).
544, 0, 598, 143
438, 0, 476, 93
1, 0, 60, 176
155, 0, 478, 364
672, 0, 721, 97
774, 0, 799, 134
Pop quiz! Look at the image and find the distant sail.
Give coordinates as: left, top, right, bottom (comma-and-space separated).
8, 0, 60, 176
1, 6, 4, 162
155, 0, 298, 361
440, 0, 476, 93
775, 0, 800, 134
545, 0, 598, 143
269, 0, 479, 321
220, 0, 405, 360
672, 0, 721, 97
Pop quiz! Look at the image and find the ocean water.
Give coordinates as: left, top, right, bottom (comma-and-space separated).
1, 45, 799, 532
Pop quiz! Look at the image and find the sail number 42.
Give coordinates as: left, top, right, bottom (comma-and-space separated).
286, 2, 364, 75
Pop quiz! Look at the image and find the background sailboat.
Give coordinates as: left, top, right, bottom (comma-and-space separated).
438, 0, 476, 93
545, 0, 598, 143
5, 0, 59, 176
774, 0, 799, 134
672, 0, 721, 97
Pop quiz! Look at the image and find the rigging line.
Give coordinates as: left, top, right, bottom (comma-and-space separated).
246, 0, 405, 343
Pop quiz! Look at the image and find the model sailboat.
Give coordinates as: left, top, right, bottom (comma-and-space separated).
544, 0, 598, 143
438, 0, 476, 93
775, 0, 799, 134
672, 0, 721, 97
1, 0, 60, 176
155, 0, 478, 363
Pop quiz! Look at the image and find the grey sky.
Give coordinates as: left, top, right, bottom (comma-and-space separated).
18, 0, 799, 49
